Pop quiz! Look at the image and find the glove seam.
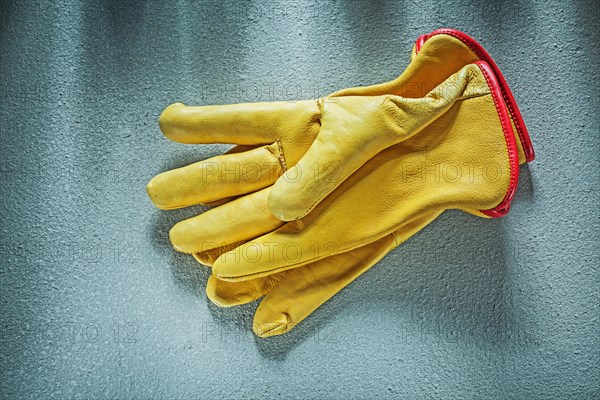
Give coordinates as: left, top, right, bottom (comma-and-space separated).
274, 139, 288, 171
474, 61, 519, 218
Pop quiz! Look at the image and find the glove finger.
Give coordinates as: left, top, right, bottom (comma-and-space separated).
200, 206, 439, 331
200, 145, 265, 206
193, 240, 244, 267
251, 233, 397, 337
197, 240, 285, 307
159, 101, 308, 145
147, 144, 283, 210
197, 239, 286, 307
205, 234, 394, 309
268, 96, 414, 221
213, 172, 437, 280
197, 236, 286, 306
169, 187, 284, 254
253, 210, 442, 337
224, 144, 259, 154
205, 273, 284, 308
269, 97, 393, 221
211, 153, 395, 280
201, 197, 237, 207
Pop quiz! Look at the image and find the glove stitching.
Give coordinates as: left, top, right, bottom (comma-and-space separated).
274, 139, 288, 171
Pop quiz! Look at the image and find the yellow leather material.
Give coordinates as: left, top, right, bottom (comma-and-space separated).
148, 34, 510, 222
269, 71, 490, 221
206, 211, 442, 336
210, 65, 511, 281
169, 187, 281, 254
334, 34, 480, 98
158, 64, 504, 252
337, 34, 527, 164
148, 144, 283, 210
161, 65, 502, 257
199, 66, 515, 336
148, 32, 529, 337
204, 44, 528, 337
148, 100, 320, 209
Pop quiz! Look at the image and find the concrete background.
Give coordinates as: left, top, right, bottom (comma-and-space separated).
1, 0, 598, 399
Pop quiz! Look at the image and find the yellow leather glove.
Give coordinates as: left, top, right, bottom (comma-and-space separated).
202, 62, 523, 337
335, 28, 534, 164
195, 62, 518, 274
148, 30, 534, 219
199, 32, 536, 338
147, 30, 534, 337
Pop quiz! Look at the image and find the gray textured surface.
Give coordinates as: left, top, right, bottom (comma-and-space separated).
1, 0, 599, 399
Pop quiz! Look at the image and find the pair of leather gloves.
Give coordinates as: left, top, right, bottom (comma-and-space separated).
147, 28, 535, 337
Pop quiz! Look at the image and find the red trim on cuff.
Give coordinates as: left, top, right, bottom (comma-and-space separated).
414, 34, 428, 52
475, 61, 520, 218
414, 28, 535, 163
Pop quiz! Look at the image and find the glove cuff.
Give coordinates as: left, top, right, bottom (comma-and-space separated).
415, 28, 535, 164
474, 61, 520, 218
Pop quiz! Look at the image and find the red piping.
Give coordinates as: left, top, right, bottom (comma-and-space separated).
414, 28, 535, 163
414, 34, 428, 52
474, 61, 520, 218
